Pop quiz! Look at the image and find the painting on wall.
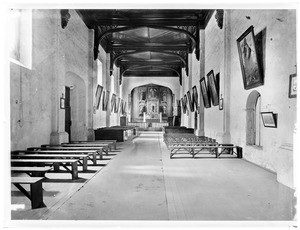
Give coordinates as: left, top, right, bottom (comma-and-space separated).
200, 78, 211, 108
95, 84, 103, 110
111, 93, 116, 112
181, 97, 187, 114
261, 112, 277, 128
187, 91, 194, 112
115, 97, 121, 113
103, 90, 110, 111
289, 74, 297, 98
192, 86, 198, 110
102, 90, 108, 111
237, 26, 264, 90
207, 70, 219, 106
123, 101, 127, 115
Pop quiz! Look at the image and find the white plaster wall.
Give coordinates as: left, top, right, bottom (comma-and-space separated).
204, 11, 224, 138
11, 10, 57, 150
229, 10, 296, 173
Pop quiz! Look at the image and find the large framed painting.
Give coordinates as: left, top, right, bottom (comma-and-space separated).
103, 90, 110, 111
111, 93, 116, 112
207, 70, 219, 106
237, 26, 263, 90
181, 96, 187, 114
187, 91, 194, 112
95, 84, 103, 110
192, 86, 198, 110
199, 78, 211, 108
115, 97, 121, 113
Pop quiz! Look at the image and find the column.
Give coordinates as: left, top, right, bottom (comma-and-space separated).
50, 10, 68, 144
195, 29, 205, 136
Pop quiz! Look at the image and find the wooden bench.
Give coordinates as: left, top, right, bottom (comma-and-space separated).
11, 177, 45, 209
12, 153, 89, 171
25, 149, 99, 164
11, 159, 79, 180
11, 166, 53, 177
217, 145, 243, 158
71, 140, 117, 150
169, 144, 219, 159
35, 146, 104, 159
61, 143, 110, 154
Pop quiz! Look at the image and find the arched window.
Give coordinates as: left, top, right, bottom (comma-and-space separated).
246, 90, 262, 146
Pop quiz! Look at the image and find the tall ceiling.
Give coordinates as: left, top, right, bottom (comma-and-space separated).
76, 9, 214, 84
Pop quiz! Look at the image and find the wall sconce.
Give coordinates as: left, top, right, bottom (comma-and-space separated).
219, 94, 223, 110
60, 93, 65, 109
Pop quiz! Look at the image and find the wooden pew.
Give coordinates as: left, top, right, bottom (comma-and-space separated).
11, 159, 79, 180
61, 143, 111, 154
169, 143, 219, 159
25, 149, 99, 164
11, 177, 45, 209
37, 146, 105, 158
70, 140, 117, 150
11, 166, 53, 177
12, 153, 89, 171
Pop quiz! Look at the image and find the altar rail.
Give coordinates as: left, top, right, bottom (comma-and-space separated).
128, 122, 169, 131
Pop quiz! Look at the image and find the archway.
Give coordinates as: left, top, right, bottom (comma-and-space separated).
246, 90, 261, 145
65, 71, 87, 141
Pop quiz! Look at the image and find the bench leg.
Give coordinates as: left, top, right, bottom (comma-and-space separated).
71, 161, 78, 180
82, 157, 88, 171
98, 150, 103, 160
53, 163, 60, 171
92, 152, 97, 165
114, 142, 117, 150
30, 180, 46, 209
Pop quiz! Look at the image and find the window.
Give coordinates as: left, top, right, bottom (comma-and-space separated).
9, 9, 32, 69
246, 90, 262, 146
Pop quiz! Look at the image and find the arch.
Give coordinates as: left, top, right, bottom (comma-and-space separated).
65, 71, 87, 141
98, 25, 196, 46
246, 90, 261, 145
113, 50, 186, 68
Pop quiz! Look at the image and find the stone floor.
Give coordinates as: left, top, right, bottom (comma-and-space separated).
9, 132, 297, 227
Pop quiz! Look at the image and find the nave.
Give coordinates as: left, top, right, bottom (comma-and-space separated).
11, 132, 295, 222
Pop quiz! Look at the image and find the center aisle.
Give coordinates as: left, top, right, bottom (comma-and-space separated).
46, 132, 168, 220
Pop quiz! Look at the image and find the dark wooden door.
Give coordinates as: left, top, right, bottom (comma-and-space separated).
65, 87, 71, 142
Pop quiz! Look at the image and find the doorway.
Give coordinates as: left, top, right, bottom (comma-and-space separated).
65, 86, 71, 142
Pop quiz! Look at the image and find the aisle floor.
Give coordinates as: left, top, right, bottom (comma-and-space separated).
10, 132, 296, 225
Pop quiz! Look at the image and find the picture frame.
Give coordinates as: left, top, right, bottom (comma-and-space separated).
181, 96, 187, 114
60, 97, 65, 109
206, 70, 219, 106
187, 91, 194, 112
261, 112, 277, 128
288, 74, 297, 98
115, 97, 121, 113
192, 85, 198, 110
199, 78, 211, 108
237, 26, 264, 90
111, 93, 117, 112
95, 84, 103, 110
103, 90, 110, 111
102, 90, 106, 111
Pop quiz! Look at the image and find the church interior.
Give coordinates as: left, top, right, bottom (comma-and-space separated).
4, 6, 298, 227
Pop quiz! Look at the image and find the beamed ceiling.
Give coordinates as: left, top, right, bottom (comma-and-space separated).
76, 9, 215, 84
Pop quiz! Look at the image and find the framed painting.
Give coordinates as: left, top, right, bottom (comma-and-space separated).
111, 93, 116, 112
103, 90, 110, 111
181, 97, 186, 114
237, 26, 264, 90
192, 86, 198, 110
261, 112, 277, 128
115, 97, 121, 113
199, 78, 211, 108
289, 74, 297, 98
187, 91, 194, 112
207, 70, 219, 106
95, 84, 103, 110
120, 99, 124, 114
123, 101, 127, 115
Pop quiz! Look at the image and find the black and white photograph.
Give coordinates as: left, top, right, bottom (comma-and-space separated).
2, 1, 299, 229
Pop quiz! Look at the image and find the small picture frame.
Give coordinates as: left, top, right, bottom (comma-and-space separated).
261, 112, 277, 128
199, 78, 211, 108
289, 74, 297, 98
207, 70, 219, 106
60, 97, 65, 109
219, 97, 223, 110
